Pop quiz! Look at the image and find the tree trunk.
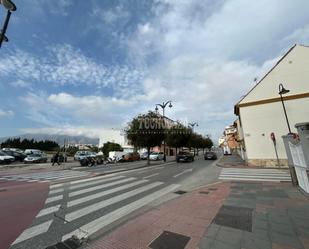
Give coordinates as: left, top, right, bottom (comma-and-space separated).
175, 147, 178, 160
147, 147, 150, 166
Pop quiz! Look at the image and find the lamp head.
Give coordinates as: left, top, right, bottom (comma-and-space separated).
168, 102, 173, 108
1, 0, 17, 11
279, 83, 290, 95
155, 106, 158, 112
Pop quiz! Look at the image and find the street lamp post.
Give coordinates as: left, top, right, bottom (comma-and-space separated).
189, 122, 198, 155
0, 0, 17, 48
278, 83, 292, 134
155, 101, 173, 162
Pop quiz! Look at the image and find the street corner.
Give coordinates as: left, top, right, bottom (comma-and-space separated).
0, 179, 49, 249
85, 182, 231, 249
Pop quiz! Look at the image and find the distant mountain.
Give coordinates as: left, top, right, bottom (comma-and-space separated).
0, 134, 99, 146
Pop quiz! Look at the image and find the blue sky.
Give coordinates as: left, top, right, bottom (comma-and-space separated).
1, 0, 309, 140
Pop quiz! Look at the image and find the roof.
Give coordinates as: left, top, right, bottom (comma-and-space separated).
234, 44, 308, 115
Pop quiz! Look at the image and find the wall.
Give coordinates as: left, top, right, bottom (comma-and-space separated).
240, 97, 309, 167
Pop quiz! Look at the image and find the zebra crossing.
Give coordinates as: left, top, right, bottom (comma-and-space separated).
0, 170, 90, 183
9, 173, 180, 249
219, 168, 291, 182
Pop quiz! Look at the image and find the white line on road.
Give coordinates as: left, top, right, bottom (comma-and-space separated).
36, 205, 61, 217
173, 168, 193, 178
49, 188, 64, 195
45, 194, 63, 204
219, 177, 291, 182
69, 175, 124, 190
67, 179, 148, 207
69, 177, 136, 197
62, 184, 179, 241
143, 173, 159, 179
12, 220, 53, 245
65, 181, 163, 222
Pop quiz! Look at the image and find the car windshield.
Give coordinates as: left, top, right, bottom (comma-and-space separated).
29, 154, 41, 157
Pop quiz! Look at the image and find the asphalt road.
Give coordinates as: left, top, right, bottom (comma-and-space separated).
4, 156, 221, 249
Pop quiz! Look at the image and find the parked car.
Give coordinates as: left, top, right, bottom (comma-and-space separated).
24, 149, 42, 155
121, 152, 140, 162
3, 150, 27, 162
204, 151, 217, 160
24, 153, 48, 163
2, 148, 24, 153
0, 151, 15, 164
74, 151, 96, 161
149, 152, 164, 161
140, 152, 149, 160
51, 153, 67, 163
176, 151, 194, 162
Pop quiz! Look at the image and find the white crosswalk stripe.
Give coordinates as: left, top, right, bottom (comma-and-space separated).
219, 168, 291, 182
10, 173, 180, 249
0, 170, 90, 183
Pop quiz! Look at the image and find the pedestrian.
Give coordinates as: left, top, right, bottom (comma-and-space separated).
52, 151, 60, 166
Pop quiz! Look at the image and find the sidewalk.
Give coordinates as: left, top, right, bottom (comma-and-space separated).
216, 153, 248, 168
82, 181, 309, 249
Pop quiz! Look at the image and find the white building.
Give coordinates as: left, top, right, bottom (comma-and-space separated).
99, 129, 134, 153
234, 44, 309, 167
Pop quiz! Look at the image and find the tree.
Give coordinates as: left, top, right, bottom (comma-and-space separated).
166, 124, 191, 156
102, 142, 123, 158
126, 111, 165, 165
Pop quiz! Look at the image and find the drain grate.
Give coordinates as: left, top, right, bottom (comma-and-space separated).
45, 236, 81, 249
212, 205, 253, 232
149, 230, 190, 249
199, 191, 209, 195
174, 190, 187, 195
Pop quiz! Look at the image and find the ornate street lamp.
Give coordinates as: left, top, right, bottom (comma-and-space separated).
0, 0, 17, 48
278, 83, 292, 134
155, 101, 173, 162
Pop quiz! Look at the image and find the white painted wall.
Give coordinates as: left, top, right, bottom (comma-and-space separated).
240, 45, 309, 104
99, 129, 127, 148
240, 97, 309, 160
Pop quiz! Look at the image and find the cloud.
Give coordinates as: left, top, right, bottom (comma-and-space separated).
0, 109, 14, 118
0, 44, 144, 91
20, 126, 104, 139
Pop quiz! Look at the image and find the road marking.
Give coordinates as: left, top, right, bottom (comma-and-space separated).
62, 184, 179, 241
65, 181, 163, 222
49, 188, 64, 195
69, 175, 124, 190
143, 173, 159, 179
12, 220, 53, 245
69, 177, 136, 197
45, 194, 63, 204
67, 179, 148, 207
36, 204, 61, 217
67, 173, 121, 185
219, 168, 291, 182
173, 168, 193, 178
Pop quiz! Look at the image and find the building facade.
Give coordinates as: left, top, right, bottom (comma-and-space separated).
234, 44, 309, 167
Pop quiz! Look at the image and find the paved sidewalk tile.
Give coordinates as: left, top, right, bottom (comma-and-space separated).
84, 182, 231, 249
82, 179, 309, 249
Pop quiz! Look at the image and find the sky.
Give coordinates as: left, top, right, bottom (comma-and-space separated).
0, 0, 309, 141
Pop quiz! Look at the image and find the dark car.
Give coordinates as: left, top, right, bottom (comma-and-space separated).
51, 153, 67, 163
3, 150, 27, 162
176, 151, 194, 162
204, 151, 217, 160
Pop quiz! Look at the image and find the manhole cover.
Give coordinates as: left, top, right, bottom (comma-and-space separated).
45, 236, 81, 249
149, 230, 190, 249
212, 205, 253, 232
199, 191, 209, 194
174, 190, 187, 195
